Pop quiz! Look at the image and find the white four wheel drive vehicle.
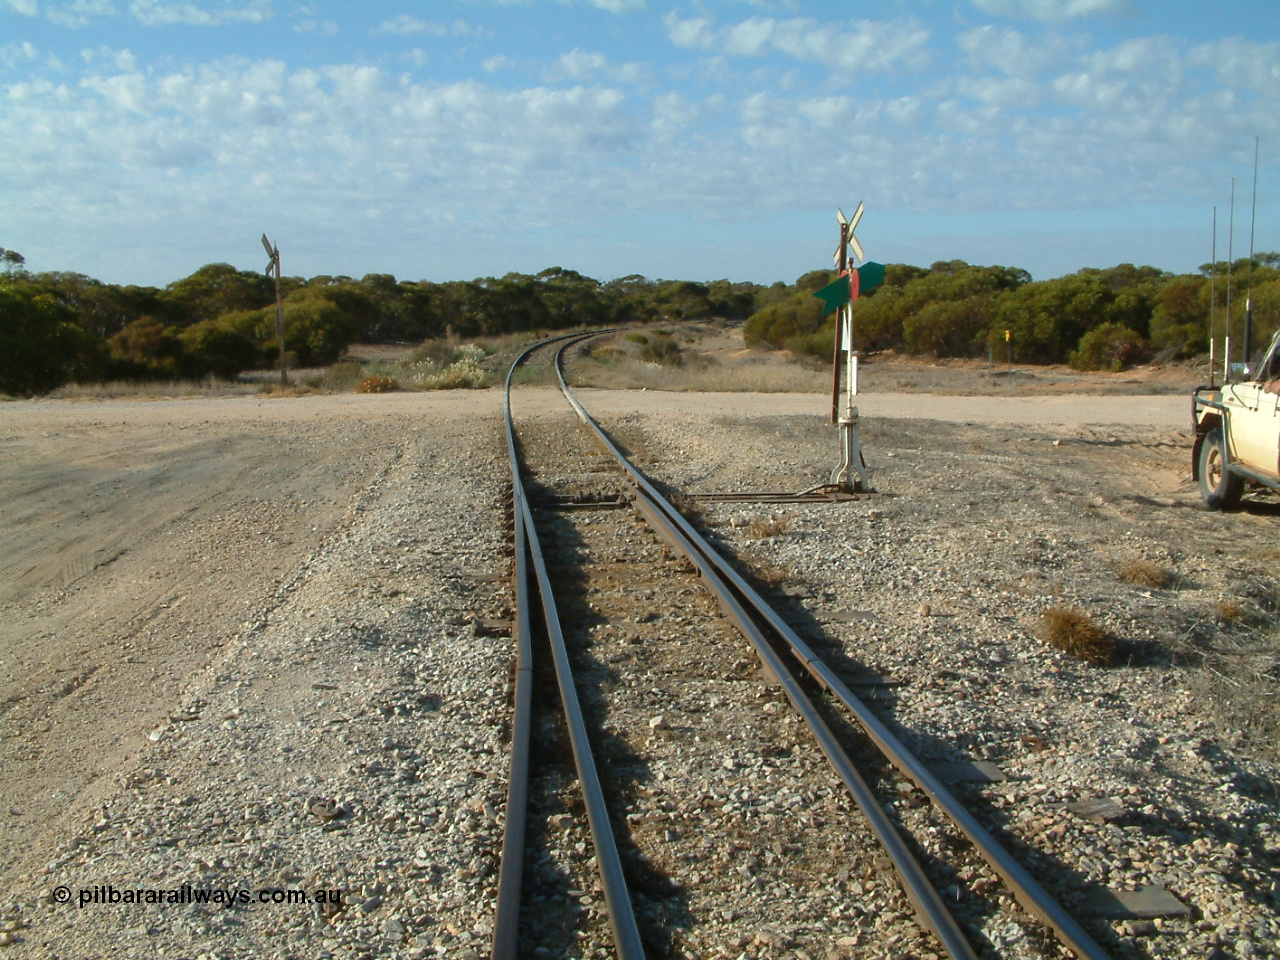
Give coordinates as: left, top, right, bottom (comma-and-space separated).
1193, 327, 1280, 509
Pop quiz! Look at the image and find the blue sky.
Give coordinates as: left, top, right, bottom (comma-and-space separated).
2, 0, 1278, 287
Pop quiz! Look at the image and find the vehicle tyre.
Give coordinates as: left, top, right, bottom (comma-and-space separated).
1199, 427, 1244, 510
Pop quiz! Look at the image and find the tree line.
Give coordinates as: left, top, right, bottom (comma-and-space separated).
2, 250, 1278, 396
0, 260, 768, 395
745, 257, 1280, 372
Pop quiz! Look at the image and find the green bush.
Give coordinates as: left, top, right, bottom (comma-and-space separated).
179, 319, 260, 379
995, 274, 1142, 364
902, 296, 993, 358
640, 336, 684, 366
743, 294, 825, 348
784, 327, 835, 360
0, 283, 106, 394
277, 299, 360, 366
1069, 322, 1148, 371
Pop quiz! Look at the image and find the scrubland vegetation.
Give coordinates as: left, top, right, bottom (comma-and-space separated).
744, 258, 1280, 373
2, 248, 1278, 396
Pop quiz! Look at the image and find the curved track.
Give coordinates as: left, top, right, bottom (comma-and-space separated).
492, 335, 1113, 960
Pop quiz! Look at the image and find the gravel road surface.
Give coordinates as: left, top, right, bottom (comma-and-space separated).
1, 385, 1274, 960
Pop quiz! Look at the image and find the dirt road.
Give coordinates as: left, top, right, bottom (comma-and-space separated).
1, 385, 1274, 960
0, 387, 1190, 886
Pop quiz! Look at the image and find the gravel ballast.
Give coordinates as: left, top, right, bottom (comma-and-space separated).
1, 385, 1276, 959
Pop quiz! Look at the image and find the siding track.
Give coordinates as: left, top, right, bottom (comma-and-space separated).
493, 335, 1112, 960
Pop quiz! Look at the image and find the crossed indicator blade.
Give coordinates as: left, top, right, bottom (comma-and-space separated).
835, 202, 865, 266
262, 233, 279, 274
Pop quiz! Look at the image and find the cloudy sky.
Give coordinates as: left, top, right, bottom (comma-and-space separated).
2, 0, 1278, 287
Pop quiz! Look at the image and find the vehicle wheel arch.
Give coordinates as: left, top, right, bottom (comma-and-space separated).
1198, 423, 1244, 510
1192, 412, 1222, 482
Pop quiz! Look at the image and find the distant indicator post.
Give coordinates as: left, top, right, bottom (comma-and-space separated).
262, 234, 287, 386
817, 203, 883, 493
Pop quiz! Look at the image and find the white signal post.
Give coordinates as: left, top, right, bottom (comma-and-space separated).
262, 234, 288, 386
830, 204, 870, 493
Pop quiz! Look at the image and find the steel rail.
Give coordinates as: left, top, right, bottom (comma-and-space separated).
551, 339, 1112, 960
493, 335, 646, 960
490, 340, 541, 960
632, 486, 980, 960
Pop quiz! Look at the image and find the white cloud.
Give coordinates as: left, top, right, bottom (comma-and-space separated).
81, 70, 149, 112
482, 54, 515, 73
293, 18, 335, 35
127, 0, 270, 27
374, 15, 477, 38
969, 0, 1135, 22
955, 74, 1038, 108
949, 28, 1280, 168
3, 12, 1278, 286
490, 0, 645, 10
0, 0, 39, 15
1, 40, 40, 67
664, 13, 931, 73
1189, 38, 1280, 93
584, 0, 644, 11
957, 25, 1074, 76
45, 0, 117, 27
374, 14, 447, 37
546, 48, 647, 84
662, 12, 714, 49
557, 48, 608, 79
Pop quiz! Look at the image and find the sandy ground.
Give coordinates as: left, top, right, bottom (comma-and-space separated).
568, 389, 1189, 430
0, 385, 1194, 893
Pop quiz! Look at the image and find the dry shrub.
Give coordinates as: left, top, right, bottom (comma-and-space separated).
747, 515, 791, 539
356, 375, 398, 394
305, 361, 366, 391
640, 336, 684, 367
1118, 558, 1171, 589
1039, 606, 1113, 666
1216, 599, 1246, 623
1192, 669, 1280, 761
751, 558, 792, 587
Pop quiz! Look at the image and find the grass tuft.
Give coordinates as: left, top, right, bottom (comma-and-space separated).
1215, 599, 1246, 623
46, 378, 254, 400
1039, 605, 1113, 666
1118, 558, 1171, 589
306, 362, 368, 391
746, 515, 791, 539
753, 560, 791, 587
355, 374, 399, 394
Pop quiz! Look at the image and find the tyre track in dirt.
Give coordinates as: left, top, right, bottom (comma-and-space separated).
0, 410, 406, 887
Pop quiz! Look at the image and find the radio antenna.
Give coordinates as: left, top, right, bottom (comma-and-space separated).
1209, 207, 1217, 389
1244, 137, 1259, 370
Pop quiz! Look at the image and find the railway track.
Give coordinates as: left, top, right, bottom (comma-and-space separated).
492, 335, 1114, 959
